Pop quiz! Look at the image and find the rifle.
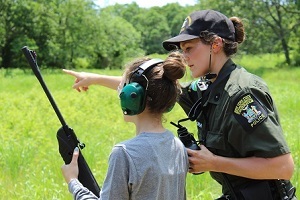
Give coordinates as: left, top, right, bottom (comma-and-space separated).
21, 46, 101, 197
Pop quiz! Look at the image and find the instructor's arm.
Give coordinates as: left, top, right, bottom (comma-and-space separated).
63, 69, 122, 92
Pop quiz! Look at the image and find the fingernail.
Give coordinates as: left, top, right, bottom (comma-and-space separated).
74, 147, 79, 152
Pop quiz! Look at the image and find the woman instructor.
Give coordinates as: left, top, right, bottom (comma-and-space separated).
162, 9, 296, 200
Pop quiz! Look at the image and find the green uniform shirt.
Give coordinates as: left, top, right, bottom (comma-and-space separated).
178, 59, 290, 195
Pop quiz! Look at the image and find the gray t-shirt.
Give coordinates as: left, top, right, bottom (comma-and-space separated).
68, 130, 189, 200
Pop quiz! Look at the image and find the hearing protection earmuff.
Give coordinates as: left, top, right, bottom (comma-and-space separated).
119, 59, 163, 115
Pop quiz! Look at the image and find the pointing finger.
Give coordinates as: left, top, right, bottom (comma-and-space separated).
63, 69, 79, 77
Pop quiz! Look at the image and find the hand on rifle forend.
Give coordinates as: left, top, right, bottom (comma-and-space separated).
61, 147, 79, 183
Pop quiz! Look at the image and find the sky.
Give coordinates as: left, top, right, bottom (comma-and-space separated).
94, 0, 197, 8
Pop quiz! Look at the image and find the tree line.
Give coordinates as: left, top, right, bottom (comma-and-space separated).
0, 0, 299, 70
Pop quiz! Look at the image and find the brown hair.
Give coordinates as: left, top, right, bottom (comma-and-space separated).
125, 51, 186, 114
199, 16, 246, 57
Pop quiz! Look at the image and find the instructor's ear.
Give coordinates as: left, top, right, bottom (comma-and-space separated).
212, 37, 223, 50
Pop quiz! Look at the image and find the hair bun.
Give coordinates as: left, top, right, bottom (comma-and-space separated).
162, 51, 186, 81
230, 16, 245, 44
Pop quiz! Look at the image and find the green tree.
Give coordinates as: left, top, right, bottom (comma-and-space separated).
50, 0, 99, 68
133, 8, 170, 54
0, 0, 38, 68
197, 0, 300, 65
91, 10, 144, 69
0, 0, 144, 69
2, 0, 297, 69
162, 3, 196, 38
245, 0, 299, 65
102, 2, 142, 25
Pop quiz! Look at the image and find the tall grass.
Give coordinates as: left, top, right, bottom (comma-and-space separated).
0, 54, 299, 199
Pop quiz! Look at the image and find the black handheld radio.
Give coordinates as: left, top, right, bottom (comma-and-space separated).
171, 118, 200, 151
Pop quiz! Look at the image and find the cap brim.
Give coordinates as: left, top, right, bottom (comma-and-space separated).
162, 34, 199, 51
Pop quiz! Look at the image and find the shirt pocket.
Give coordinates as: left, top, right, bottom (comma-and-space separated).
205, 131, 226, 152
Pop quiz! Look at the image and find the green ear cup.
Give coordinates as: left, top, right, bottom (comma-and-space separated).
119, 82, 146, 115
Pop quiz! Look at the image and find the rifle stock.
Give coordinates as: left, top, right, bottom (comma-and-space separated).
22, 46, 101, 197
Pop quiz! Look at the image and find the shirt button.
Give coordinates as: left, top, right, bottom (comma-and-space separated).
214, 93, 220, 101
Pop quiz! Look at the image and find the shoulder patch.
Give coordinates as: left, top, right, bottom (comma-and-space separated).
233, 93, 268, 132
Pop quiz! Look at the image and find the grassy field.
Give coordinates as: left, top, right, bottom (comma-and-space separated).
0, 54, 299, 199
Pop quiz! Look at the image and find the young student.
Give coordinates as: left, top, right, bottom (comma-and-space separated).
162, 9, 296, 200
61, 51, 189, 200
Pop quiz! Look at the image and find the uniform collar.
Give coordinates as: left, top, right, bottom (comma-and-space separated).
203, 59, 236, 106
188, 59, 236, 120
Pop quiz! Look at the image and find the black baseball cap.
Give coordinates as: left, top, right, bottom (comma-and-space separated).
162, 10, 236, 51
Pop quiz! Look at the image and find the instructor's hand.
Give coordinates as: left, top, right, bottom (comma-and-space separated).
63, 69, 97, 92
187, 145, 216, 174
61, 147, 79, 183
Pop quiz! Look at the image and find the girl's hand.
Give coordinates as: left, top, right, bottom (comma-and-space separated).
61, 147, 79, 183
